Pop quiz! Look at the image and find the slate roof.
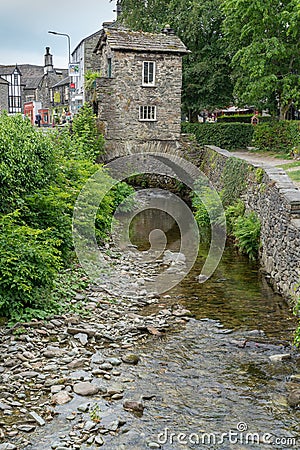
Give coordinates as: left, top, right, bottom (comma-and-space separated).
0, 64, 68, 90
0, 65, 22, 75
72, 29, 102, 57
0, 76, 9, 85
52, 76, 70, 88
94, 26, 189, 55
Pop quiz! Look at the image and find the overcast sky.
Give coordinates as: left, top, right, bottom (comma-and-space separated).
0, 0, 116, 68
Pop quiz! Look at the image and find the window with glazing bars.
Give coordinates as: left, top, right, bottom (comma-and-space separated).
142, 61, 155, 85
139, 105, 156, 121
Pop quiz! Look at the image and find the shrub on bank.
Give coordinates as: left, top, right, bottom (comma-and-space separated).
181, 122, 254, 150
0, 212, 61, 319
0, 112, 57, 213
0, 111, 133, 321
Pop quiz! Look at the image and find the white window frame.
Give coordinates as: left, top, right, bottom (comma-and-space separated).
142, 61, 156, 86
139, 105, 157, 121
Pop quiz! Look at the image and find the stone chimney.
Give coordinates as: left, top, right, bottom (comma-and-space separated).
44, 47, 54, 74
162, 24, 175, 35
114, 0, 122, 19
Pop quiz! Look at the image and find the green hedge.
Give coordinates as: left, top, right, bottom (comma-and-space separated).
253, 121, 300, 153
0, 212, 62, 318
182, 122, 254, 150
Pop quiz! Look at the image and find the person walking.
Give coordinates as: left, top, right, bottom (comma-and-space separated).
35, 113, 42, 127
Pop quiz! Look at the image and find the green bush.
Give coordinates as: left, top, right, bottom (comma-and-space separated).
0, 109, 135, 321
225, 200, 245, 234
181, 122, 254, 150
0, 113, 57, 213
0, 212, 62, 318
192, 186, 225, 230
231, 211, 261, 260
70, 103, 105, 161
253, 121, 300, 153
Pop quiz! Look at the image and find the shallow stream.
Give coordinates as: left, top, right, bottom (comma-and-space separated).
27, 204, 300, 449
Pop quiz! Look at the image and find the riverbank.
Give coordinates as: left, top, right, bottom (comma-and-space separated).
1, 243, 300, 449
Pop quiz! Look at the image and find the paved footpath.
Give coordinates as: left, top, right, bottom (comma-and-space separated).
232, 150, 300, 189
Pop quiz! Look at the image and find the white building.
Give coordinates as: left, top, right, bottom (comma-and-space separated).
70, 30, 102, 115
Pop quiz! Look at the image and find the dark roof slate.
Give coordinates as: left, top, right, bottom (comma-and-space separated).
72, 29, 102, 56
52, 76, 70, 88
0, 64, 68, 90
95, 26, 189, 55
0, 64, 22, 75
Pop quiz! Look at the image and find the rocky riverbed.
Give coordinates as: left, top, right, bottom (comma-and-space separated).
1, 246, 300, 450
0, 248, 194, 450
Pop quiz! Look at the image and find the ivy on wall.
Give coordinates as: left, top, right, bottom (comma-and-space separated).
221, 157, 250, 206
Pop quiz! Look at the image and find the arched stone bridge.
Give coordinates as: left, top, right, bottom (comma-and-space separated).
101, 135, 300, 302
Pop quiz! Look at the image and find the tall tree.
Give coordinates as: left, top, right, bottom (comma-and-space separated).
222, 0, 300, 119
120, 0, 233, 119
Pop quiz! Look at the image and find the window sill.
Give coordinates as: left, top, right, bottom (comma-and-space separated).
141, 84, 157, 88
138, 119, 157, 122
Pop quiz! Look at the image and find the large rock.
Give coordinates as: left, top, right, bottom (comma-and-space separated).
73, 382, 100, 396
121, 354, 140, 365
269, 354, 291, 362
287, 390, 300, 408
0, 444, 17, 450
51, 390, 72, 405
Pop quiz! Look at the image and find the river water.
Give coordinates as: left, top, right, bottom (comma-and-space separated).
25, 202, 300, 450
121, 206, 300, 449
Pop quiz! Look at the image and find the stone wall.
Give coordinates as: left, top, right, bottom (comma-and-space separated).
96, 50, 183, 154
187, 142, 300, 301
84, 32, 102, 73
0, 81, 8, 112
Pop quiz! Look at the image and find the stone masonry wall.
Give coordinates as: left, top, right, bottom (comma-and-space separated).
84, 32, 102, 73
0, 82, 8, 112
96, 49, 183, 155
188, 142, 300, 301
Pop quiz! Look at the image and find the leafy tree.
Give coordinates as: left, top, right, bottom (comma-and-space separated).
71, 103, 105, 161
0, 112, 57, 213
120, 0, 233, 118
222, 0, 300, 119
0, 111, 134, 320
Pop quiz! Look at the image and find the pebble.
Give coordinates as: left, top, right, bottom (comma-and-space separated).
74, 333, 88, 346
121, 354, 140, 365
16, 424, 36, 432
123, 400, 144, 413
290, 374, 300, 382
29, 410, 45, 426
95, 436, 104, 445
77, 403, 90, 413
67, 358, 87, 369
148, 443, 161, 449
287, 390, 300, 408
269, 354, 291, 362
51, 385, 64, 394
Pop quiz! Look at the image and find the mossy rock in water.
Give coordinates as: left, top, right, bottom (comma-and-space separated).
121, 354, 140, 365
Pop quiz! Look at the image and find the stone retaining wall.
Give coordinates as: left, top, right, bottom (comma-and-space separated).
194, 143, 300, 301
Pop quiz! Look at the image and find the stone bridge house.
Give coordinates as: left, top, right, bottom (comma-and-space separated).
92, 24, 189, 159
